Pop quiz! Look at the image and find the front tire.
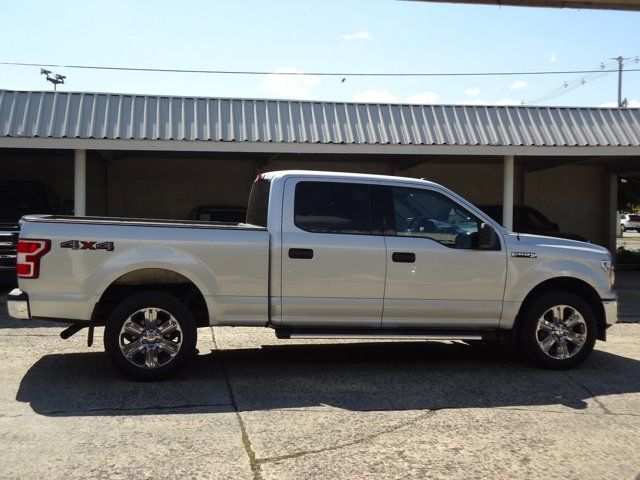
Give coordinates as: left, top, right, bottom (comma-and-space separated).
104, 291, 197, 380
517, 291, 596, 369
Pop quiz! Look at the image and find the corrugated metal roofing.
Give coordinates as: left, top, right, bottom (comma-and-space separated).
1, 89, 640, 148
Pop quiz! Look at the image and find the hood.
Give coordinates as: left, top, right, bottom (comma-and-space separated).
526, 229, 588, 242
509, 232, 610, 256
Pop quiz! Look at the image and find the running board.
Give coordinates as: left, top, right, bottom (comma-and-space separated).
275, 328, 497, 341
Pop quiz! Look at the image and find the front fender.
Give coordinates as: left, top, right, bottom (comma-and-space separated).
505, 258, 610, 303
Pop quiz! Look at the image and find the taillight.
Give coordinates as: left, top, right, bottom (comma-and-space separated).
17, 239, 51, 279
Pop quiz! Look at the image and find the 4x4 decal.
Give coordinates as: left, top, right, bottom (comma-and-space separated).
61, 240, 114, 251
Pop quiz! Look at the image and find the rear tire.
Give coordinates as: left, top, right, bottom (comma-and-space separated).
517, 291, 596, 369
104, 291, 197, 381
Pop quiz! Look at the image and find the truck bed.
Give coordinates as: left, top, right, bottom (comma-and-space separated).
17, 214, 270, 325
22, 215, 266, 231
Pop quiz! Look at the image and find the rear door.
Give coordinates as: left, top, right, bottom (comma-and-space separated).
382, 184, 506, 329
280, 178, 386, 327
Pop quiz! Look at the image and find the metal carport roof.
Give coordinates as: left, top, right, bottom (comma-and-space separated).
1, 90, 640, 156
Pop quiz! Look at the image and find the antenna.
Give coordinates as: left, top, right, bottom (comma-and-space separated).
40, 68, 66, 91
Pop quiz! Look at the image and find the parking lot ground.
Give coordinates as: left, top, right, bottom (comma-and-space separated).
616, 271, 640, 323
619, 231, 640, 251
1, 293, 640, 480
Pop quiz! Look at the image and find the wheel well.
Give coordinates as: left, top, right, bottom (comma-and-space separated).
515, 277, 606, 341
92, 268, 210, 328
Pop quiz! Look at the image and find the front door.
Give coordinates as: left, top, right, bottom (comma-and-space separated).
280, 179, 386, 327
382, 185, 506, 329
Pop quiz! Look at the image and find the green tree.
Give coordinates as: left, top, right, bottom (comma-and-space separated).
619, 177, 640, 212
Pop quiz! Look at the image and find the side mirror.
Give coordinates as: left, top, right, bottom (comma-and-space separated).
478, 223, 499, 250
62, 199, 75, 215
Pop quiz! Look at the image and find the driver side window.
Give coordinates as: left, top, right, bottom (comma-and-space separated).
391, 187, 481, 249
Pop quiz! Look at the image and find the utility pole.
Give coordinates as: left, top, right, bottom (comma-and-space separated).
611, 56, 627, 107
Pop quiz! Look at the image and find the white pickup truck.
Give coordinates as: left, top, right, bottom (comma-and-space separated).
7, 170, 617, 379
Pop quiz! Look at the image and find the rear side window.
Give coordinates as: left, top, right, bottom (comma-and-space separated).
246, 178, 271, 227
294, 181, 371, 234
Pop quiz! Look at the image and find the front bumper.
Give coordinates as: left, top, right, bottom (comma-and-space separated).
603, 298, 618, 326
7, 288, 30, 320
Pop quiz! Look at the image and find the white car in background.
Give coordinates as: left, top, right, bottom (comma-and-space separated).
620, 214, 640, 233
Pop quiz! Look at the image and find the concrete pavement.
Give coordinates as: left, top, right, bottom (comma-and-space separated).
1, 295, 639, 479
618, 231, 640, 251
616, 270, 640, 322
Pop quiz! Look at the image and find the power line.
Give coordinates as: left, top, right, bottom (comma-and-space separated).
523, 56, 640, 105
2, 60, 640, 78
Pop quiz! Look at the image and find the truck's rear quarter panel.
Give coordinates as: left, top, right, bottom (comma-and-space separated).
18, 217, 270, 325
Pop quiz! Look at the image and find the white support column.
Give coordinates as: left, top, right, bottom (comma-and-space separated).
607, 173, 618, 256
502, 155, 515, 231
74, 149, 86, 216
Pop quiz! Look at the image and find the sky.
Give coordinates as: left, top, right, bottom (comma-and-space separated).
1, 0, 639, 107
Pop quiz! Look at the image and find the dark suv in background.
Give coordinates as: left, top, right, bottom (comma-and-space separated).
478, 204, 588, 242
0, 181, 63, 284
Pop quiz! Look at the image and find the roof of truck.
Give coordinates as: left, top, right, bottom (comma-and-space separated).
261, 170, 439, 186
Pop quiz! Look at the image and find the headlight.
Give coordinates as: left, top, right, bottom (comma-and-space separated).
602, 260, 615, 289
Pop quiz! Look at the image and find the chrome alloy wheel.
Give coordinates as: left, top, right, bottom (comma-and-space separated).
535, 305, 587, 360
119, 307, 183, 369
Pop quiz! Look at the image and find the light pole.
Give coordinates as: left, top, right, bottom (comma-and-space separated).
40, 69, 66, 91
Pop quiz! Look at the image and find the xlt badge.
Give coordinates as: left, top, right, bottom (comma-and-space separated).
511, 251, 537, 258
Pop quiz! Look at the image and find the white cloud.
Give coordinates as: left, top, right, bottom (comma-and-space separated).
405, 91, 439, 104
341, 30, 370, 41
510, 80, 528, 90
599, 99, 640, 108
491, 85, 502, 91
549, 53, 557, 63
458, 98, 520, 106
464, 87, 480, 96
495, 98, 521, 106
259, 67, 319, 100
353, 89, 398, 103
463, 98, 490, 105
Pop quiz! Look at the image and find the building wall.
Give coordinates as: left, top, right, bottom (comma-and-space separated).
104, 156, 398, 219
0, 151, 609, 247
524, 164, 606, 245
264, 158, 394, 176
401, 162, 505, 204
106, 157, 256, 219
0, 154, 106, 216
